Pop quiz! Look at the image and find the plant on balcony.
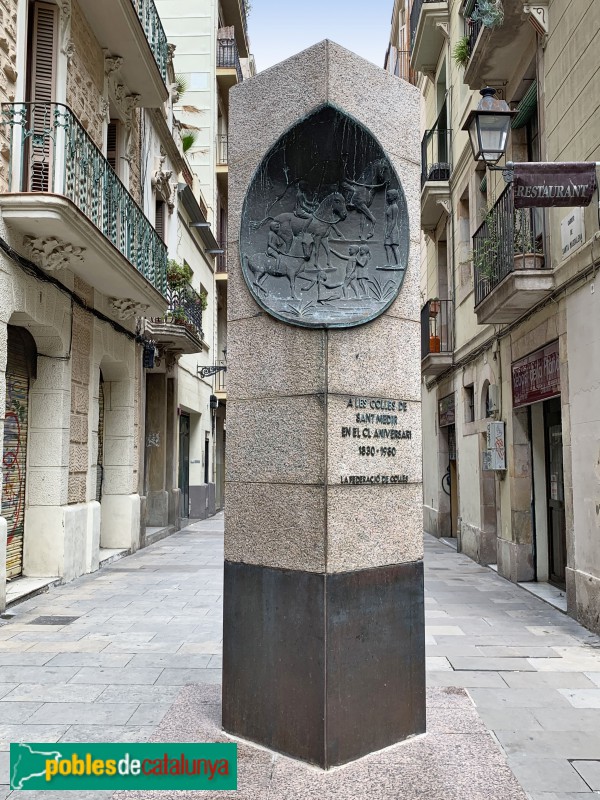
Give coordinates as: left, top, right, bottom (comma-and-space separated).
473, 210, 501, 281
470, 0, 504, 29
182, 131, 197, 153
198, 290, 208, 312
452, 36, 471, 69
513, 215, 544, 270
169, 306, 187, 324
167, 259, 193, 287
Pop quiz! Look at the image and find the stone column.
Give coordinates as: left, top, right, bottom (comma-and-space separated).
223, 41, 424, 768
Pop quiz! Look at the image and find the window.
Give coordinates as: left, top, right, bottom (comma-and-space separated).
464, 385, 475, 423
106, 120, 120, 173
155, 200, 166, 241
26, 2, 57, 191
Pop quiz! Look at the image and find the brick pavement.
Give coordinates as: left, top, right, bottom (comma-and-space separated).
0, 518, 599, 799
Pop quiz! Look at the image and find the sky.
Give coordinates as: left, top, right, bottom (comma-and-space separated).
247, 0, 393, 73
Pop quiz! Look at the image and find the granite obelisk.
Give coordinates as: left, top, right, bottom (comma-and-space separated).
223, 40, 424, 768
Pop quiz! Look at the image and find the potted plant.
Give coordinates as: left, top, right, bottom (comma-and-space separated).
513, 215, 544, 270
169, 306, 187, 324
452, 35, 470, 69
167, 260, 193, 288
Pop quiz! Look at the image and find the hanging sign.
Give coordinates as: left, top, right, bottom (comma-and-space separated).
512, 340, 560, 408
513, 162, 597, 208
438, 393, 455, 427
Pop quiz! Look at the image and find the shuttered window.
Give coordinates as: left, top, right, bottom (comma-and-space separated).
27, 2, 57, 192
155, 200, 166, 241
106, 121, 120, 172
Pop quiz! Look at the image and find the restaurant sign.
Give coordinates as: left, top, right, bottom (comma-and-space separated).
513, 162, 597, 209
512, 340, 560, 408
438, 393, 455, 427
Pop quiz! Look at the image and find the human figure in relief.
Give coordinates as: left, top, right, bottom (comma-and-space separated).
330, 244, 360, 298
384, 189, 401, 265
356, 245, 372, 297
266, 221, 286, 269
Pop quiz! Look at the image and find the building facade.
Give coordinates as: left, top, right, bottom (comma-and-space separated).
388, 0, 600, 633
0, 0, 220, 611
156, 0, 254, 514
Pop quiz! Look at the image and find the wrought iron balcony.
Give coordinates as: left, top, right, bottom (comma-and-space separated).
165, 282, 204, 338
217, 246, 228, 274
217, 135, 228, 166
131, 0, 169, 82
473, 184, 553, 324
217, 33, 243, 83
421, 128, 452, 187
1, 102, 167, 299
421, 299, 453, 375
464, 0, 483, 55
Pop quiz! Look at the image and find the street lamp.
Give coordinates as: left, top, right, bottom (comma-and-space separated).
462, 87, 517, 166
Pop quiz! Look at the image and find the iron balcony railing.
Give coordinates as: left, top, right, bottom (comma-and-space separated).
217, 135, 228, 165
410, 0, 442, 49
473, 184, 546, 306
130, 0, 169, 82
164, 282, 204, 339
217, 246, 228, 273
2, 102, 167, 296
421, 127, 452, 186
464, 0, 483, 55
421, 299, 453, 360
217, 34, 243, 83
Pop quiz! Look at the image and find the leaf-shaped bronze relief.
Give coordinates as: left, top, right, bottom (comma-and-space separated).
240, 105, 409, 328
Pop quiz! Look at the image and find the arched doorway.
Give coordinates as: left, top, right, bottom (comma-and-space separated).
3, 326, 37, 579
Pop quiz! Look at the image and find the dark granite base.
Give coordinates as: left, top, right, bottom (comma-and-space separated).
222, 560, 425, 768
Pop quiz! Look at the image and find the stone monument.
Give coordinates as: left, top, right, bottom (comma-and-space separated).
223, 41, 424, 769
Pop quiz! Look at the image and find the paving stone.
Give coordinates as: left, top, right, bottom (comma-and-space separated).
0, 724, 70, 750
476, 707, 544, 731
69, 667, 163, 685
496, 730, 600, 760
507, 756, 590, 792
155, 668, 222, 685
0, 666, 79, 684
571, 761, 600, 791
532, 707, 600, 731
127, 653, 212, 669
26, 702, 140, 725
96, 685, 181, 704
557, 689, 600, 708
427, 671, 508, 688
0, 701, 42, 722
468, 688, 573, 708
499, 672, 596, 689
449, 657, 536, 672
2, 683, 104, 703
127, 703, 172, 726
584, 673, 600, 687
44, 653, 133, 668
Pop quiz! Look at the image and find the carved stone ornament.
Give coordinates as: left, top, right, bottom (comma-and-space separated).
23, 235, 85, 271
62, 38, 75, 65
58, 0, 71, 51
152, 148, 174, 209
109, 298, 150, 320
240, 105, 409, 329
167, 43, 176, 66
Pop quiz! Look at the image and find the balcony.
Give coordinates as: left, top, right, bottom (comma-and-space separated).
145, 282, 205, 354
473, 184, 553, 325
217, 31, 243, 93
216, 135, 228, 194
410, 0, 448, 74
1, 103, 167, 315
421, 115, 452, 231
219, 0, 249, 57
79, 0, 168, 106
421, 299, 453, 376
463, 0, 539, 90
216, 246, 228, 281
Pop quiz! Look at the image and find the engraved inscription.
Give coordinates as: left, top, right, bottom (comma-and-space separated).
240, 106, 409, 329
337, 395, 414, 485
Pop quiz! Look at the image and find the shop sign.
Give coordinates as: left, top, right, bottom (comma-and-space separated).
438, 393, 455, 427
512, 340, 560, 408
513, 162, 597, 209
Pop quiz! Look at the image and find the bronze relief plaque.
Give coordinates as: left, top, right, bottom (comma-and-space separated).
240, 105, 409, 328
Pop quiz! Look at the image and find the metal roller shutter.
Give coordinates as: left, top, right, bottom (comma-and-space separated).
4, 328, 33, 579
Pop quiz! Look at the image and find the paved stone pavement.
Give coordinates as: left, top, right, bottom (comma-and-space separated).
0, 517, 599, 799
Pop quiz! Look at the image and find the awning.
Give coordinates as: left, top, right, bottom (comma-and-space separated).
511, 81, 538, 129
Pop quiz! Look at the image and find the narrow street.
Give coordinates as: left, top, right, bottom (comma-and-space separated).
0, 520, 599, 799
